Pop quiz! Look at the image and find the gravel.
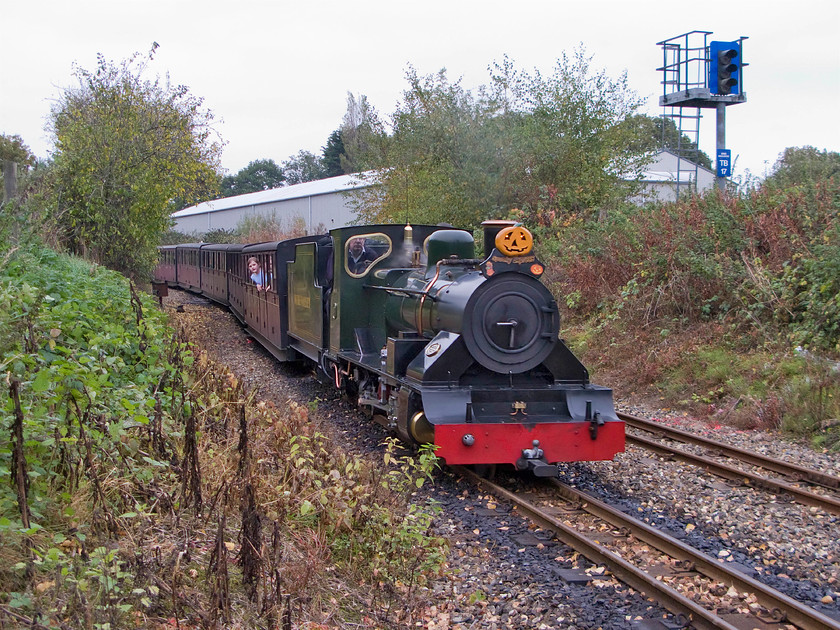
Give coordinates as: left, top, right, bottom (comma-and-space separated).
588, 402, 840, 619
164, 290, 840, 628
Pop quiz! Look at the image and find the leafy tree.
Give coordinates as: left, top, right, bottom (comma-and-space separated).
317, 95, 388, 183
491, 49, 649, 219
357, 67, 506, 226
339, 92, 387, 174
282, 150, 326, 185
359, 50, 651, 226
0, 134, 36, 173
765, 146, 840, 188
219, 158, 285, 197
322, 130, 345, 178
48, 44, 222, 279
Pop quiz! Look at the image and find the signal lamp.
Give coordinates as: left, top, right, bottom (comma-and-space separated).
709, 41, 742, 95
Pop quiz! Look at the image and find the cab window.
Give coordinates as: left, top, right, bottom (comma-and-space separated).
344, 233, 391, 278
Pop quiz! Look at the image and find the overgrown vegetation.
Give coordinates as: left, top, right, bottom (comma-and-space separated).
538, 148, 840, 449
0, 239, 446, 628
0, 135, 37, 175
218, 159, 286, 197
353, 49, 653, 226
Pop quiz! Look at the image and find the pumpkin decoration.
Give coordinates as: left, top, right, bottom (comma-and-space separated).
495, 225, 534, 256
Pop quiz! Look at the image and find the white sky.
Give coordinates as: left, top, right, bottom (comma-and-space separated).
2, 0, 838, 181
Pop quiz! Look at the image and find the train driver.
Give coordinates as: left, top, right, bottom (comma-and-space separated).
346, 237, 379, 275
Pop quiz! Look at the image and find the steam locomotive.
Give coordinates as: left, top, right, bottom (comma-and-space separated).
154, 221, 624, 476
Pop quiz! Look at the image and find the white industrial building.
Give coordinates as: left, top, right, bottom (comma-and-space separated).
170, 173, 373, 234
635, 150, 717, 203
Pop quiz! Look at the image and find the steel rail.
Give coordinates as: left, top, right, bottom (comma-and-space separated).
548, 479, 840, 630
455, 466, 840, 630
619, 412, 840, 489
626, 432, 840, 516
454, 467, 741, 630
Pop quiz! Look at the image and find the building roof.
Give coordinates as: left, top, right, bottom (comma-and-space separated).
172, 172, 374, 219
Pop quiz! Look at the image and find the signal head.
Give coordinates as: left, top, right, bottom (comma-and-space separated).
709, 41, 742, 95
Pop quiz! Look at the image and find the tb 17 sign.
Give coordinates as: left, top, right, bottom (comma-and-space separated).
717, 149, 732, 177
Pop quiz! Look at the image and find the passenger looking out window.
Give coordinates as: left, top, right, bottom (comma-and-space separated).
248, 257, 270, 291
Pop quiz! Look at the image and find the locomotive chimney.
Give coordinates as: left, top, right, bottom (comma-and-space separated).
481, 220, 517, 258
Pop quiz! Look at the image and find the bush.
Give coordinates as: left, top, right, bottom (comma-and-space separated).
0, 245, 192, 626
537, 168, 839, 448
0, 245, 447, 627
234, 213, 309, 243
772, 226, 840, 352
543, 179, 839, 353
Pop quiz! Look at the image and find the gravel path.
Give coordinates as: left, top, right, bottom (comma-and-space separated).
164, 291, 840, 628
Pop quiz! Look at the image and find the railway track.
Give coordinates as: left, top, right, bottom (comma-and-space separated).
455, 466, 840, 630
619, 412, 840, 516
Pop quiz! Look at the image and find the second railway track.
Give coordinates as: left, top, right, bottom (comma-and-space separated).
456, 466, 840, 630
619, 412, 840, 516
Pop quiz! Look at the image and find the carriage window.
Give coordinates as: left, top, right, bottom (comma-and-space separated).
263, 254, 274, 293
345, 233, 391, 278
246, 253, 274, 292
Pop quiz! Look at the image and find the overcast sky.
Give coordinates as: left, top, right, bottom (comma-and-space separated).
2, 0, 838, 182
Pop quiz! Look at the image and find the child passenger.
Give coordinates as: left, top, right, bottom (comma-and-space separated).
247, 257, 269, 291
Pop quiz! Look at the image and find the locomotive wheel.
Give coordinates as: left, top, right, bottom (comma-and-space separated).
343, 375, 359, 399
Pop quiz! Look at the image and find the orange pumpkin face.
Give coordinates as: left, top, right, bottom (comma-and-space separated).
495, 225, 534, 256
